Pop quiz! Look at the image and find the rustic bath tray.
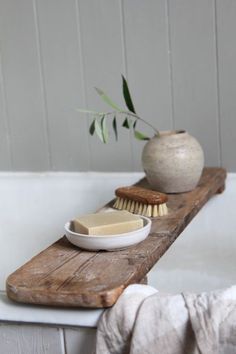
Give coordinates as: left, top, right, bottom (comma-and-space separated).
6, 167, 226, 308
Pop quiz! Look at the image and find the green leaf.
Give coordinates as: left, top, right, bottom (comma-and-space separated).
95, 87, 122, 112
76, 108, 103, 115
133, 119, 137, 129
112, 116, 118, 141
122, 117, 130, 129
101, 115, 109, 143
134, 130, 150, 141
89, 119, 96, 135
122, 75, 136, 113
94, 119, 104, 143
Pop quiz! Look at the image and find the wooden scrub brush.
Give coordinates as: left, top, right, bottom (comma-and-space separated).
113, 186, 168, 217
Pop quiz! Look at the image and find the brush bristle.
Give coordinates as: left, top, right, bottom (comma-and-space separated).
113, 197, 168, 217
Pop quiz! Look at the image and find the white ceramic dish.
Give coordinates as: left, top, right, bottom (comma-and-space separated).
64, 216, 151, 251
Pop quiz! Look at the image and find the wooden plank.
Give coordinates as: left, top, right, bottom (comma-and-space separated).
6, 168, 226, 308
123, 0, 173, 170
64, 328, 96, 354
168, 0, 220, 166
0, 0, 50, 170
215, 0, 236, 171
0, 172, 142, 291
78, 0, 133, 171
0, 324, 63, 354
35, 0, 89, 171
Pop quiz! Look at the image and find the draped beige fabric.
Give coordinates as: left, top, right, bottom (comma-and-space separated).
95, 284, 236, 354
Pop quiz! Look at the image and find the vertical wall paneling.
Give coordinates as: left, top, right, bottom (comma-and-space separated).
35, 0, 89, 171
0, 0, 50, 170
78, 0, 133, 171
64, 327, 97, 354
0, 1, 236, 171
32, 0, 52, 170
213, 0, 222, 168
215, 0, 236, 171
123, 0, 173, 170
119, 0, 135, 170
168, 0, 220, 166
75, 0, 92, 171
0, 48, 12, 169
166, 0, 175, 131
59, 328, 66, 354
0, 324, 64, 354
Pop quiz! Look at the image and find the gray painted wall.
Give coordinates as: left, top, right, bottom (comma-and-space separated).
0, 0, 235, 172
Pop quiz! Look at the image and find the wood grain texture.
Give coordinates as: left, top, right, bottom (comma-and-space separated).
6, 167, 226, 308
0, 324, 63, 354
115, 186, 168, 205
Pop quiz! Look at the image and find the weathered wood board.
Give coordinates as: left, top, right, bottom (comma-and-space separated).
6, 168, 226, 308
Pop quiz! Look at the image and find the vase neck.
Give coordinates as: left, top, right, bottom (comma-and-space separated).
154, 130, 187, 139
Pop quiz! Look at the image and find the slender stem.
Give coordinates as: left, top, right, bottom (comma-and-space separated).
98, 110, 159, 135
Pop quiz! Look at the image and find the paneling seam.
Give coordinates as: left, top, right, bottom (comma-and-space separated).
119, 0, 128, 78
166, 0, 175, 130
75, 0, 92, 171
59, 328, 67, 354
32, 0, 53, 170
0, 46, 13, 168
119, 0, 135, 171
213, 0, 222, 167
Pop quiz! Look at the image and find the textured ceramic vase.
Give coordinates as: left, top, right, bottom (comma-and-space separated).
142, 130, 204, 193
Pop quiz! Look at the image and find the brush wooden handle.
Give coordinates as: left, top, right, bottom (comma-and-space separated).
115, 186, 168, 205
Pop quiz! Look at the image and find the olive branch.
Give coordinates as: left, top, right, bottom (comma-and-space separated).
78, 75, 159, 144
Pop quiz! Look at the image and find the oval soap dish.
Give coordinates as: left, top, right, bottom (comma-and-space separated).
64, 215, 151, 251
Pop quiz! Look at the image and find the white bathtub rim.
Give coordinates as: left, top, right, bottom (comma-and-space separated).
0, 171, 145, 179
0, 171, 234, 328
0, 292, 103, 328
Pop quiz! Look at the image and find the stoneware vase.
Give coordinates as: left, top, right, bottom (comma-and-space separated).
142, 130, 204, 193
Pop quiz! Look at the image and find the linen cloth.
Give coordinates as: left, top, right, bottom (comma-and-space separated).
95, 284, 236, 354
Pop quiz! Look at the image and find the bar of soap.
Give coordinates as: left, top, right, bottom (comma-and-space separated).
72, 211, 143, 236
